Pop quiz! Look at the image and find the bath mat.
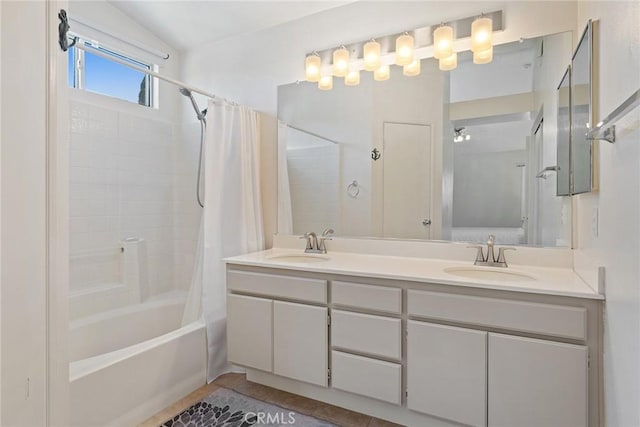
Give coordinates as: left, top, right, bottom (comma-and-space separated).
161, 388, 337, 427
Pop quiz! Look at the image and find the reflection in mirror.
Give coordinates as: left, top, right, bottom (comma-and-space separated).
278, 32, 573, 247
557, 67, 571, 196
571, 21, 594, 194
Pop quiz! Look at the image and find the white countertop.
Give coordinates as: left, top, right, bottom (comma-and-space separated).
225, 248, 604, 300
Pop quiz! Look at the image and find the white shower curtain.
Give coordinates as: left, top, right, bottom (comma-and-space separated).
200, 100, 265, 381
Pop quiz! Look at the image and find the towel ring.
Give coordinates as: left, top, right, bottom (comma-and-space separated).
347, 180, 360, 198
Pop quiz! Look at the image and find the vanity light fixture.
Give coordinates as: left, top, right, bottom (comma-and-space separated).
332, 46, 350, 77
473, 47, 493, 64
363, 39, 381, 71
453, 127, 471, 143
305, 53, 321, 82
395, 33, 415, 66
374, 64, 390, 81
471, 15, 493, 53
318, 73, 333, 90
433, 24, 454, 59
403, 59, 421, 76
439, 52, 458, 71
345, 69, 361, 86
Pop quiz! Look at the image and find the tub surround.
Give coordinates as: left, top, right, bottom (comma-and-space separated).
225, 237, 603, 426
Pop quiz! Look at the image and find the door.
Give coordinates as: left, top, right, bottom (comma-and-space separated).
488, 333, 588, 427
273, 301, 328, 386
407, 321, 487, 427
382, 123, 431, 239
226, 294, 273, 372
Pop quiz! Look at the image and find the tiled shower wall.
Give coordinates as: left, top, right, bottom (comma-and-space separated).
69, 99, 198, 296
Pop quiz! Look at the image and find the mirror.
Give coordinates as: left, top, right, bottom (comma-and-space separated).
278, 32, 574, 247
571, 20, 596, 194
556, 67, 571, 196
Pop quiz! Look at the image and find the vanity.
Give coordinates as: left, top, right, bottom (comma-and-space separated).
225, 239, 603, 427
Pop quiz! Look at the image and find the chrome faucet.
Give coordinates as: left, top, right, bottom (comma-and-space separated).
300, 229, 334, 254
468, 235, 516, 267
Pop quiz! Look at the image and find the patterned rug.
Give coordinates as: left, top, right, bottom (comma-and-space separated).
161, 388, 337, 427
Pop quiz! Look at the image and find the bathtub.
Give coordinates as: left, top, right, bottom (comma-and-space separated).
69, 291, 207, 426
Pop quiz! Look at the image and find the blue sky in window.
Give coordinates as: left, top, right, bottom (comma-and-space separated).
68, 48, 148, 105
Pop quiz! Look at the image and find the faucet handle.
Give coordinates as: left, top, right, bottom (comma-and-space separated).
467, 245, 486, 263
322, 228, 335, 237
497, 247, 516, 266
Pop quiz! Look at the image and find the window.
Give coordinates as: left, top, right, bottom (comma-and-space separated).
68, 39, 155, 107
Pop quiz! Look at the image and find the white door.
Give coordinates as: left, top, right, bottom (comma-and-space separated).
382, 122, 431, 239
407, 321, 487, 427
226, 294, 273, 372
273, 301, 328, 387
488, 333, 588, 427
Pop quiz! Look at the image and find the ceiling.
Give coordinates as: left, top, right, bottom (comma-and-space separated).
108, 1, 353, 51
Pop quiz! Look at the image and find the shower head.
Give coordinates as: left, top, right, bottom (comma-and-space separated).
179, 87, 206, 121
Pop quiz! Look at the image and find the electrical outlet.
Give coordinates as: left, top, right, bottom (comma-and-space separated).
592, 207, 599, 238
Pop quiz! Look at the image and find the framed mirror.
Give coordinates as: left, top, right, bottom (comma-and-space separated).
277, 32, 573, 247
556, 66, 571, 196
571, 20, 597, 194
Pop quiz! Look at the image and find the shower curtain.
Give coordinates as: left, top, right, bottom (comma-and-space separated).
197, 99, 265, 381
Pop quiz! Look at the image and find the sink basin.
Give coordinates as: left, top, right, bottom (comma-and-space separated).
266, 254, 330, 263
444, 266, 536, 282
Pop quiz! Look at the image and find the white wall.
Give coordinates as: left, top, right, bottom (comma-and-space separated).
1, 2, 48, 425
574, 2, 640, 426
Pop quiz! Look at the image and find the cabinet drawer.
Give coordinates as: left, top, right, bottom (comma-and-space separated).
228, 270, 326, 304
408, 289, 586, 340
332, 281, 401, 313
332, 310, 401, 359
332, 351, 402, 405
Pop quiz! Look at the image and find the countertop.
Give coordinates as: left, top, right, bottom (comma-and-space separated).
225, 248, 604, 300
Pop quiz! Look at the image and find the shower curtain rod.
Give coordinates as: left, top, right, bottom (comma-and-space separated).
72, 40, 235, 104
284, 123, 340, 145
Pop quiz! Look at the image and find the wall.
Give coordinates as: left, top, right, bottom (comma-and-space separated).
1, 1, 48, 425
574, 2, 640, 426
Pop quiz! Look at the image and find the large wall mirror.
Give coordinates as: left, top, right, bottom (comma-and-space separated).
277, 31, 576, 247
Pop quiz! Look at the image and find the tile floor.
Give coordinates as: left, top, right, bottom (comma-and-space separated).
139, 373, 404, 427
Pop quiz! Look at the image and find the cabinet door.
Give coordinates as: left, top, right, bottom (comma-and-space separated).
407, 321, 487, 427
488, 333, 587, 427
226, 294, 273, 372
273, 301, 328, 386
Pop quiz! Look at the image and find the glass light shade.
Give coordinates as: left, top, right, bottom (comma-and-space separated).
433, 25, 453, 59
403, 59, 421, 76
395, 34, 414, 66
471, 16, 492, 53
345, 70, 360, 86
439, 52, 458, 71
373, 64, 390, 81
318, 74, 333, 90
305, 55, 321, 82
332, 47, 350, 77
363, 40, 381, 71
473, 47, 493, 64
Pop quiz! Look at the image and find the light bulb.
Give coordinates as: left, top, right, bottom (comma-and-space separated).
305, 54, 321, 82
332, 47, 349, 77
471, 16, 493, 53
473, 47, 493, 64
433, 25, 453, 59
395, 33, 414, 66
318, 74, 333, 90
345, 70, 360, 86
364, 40, 381, 71
465, 135, 471, 141
373, 64, 390, 81
439, 52, 458, 71
403, 59, 421, 76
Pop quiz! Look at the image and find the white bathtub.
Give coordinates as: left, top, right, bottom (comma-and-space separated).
69, 292, 207, 426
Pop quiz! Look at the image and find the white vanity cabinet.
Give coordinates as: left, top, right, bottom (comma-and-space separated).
226, 265, 601, 427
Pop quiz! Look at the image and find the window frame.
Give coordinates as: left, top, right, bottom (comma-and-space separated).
68, 37, 156, 108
